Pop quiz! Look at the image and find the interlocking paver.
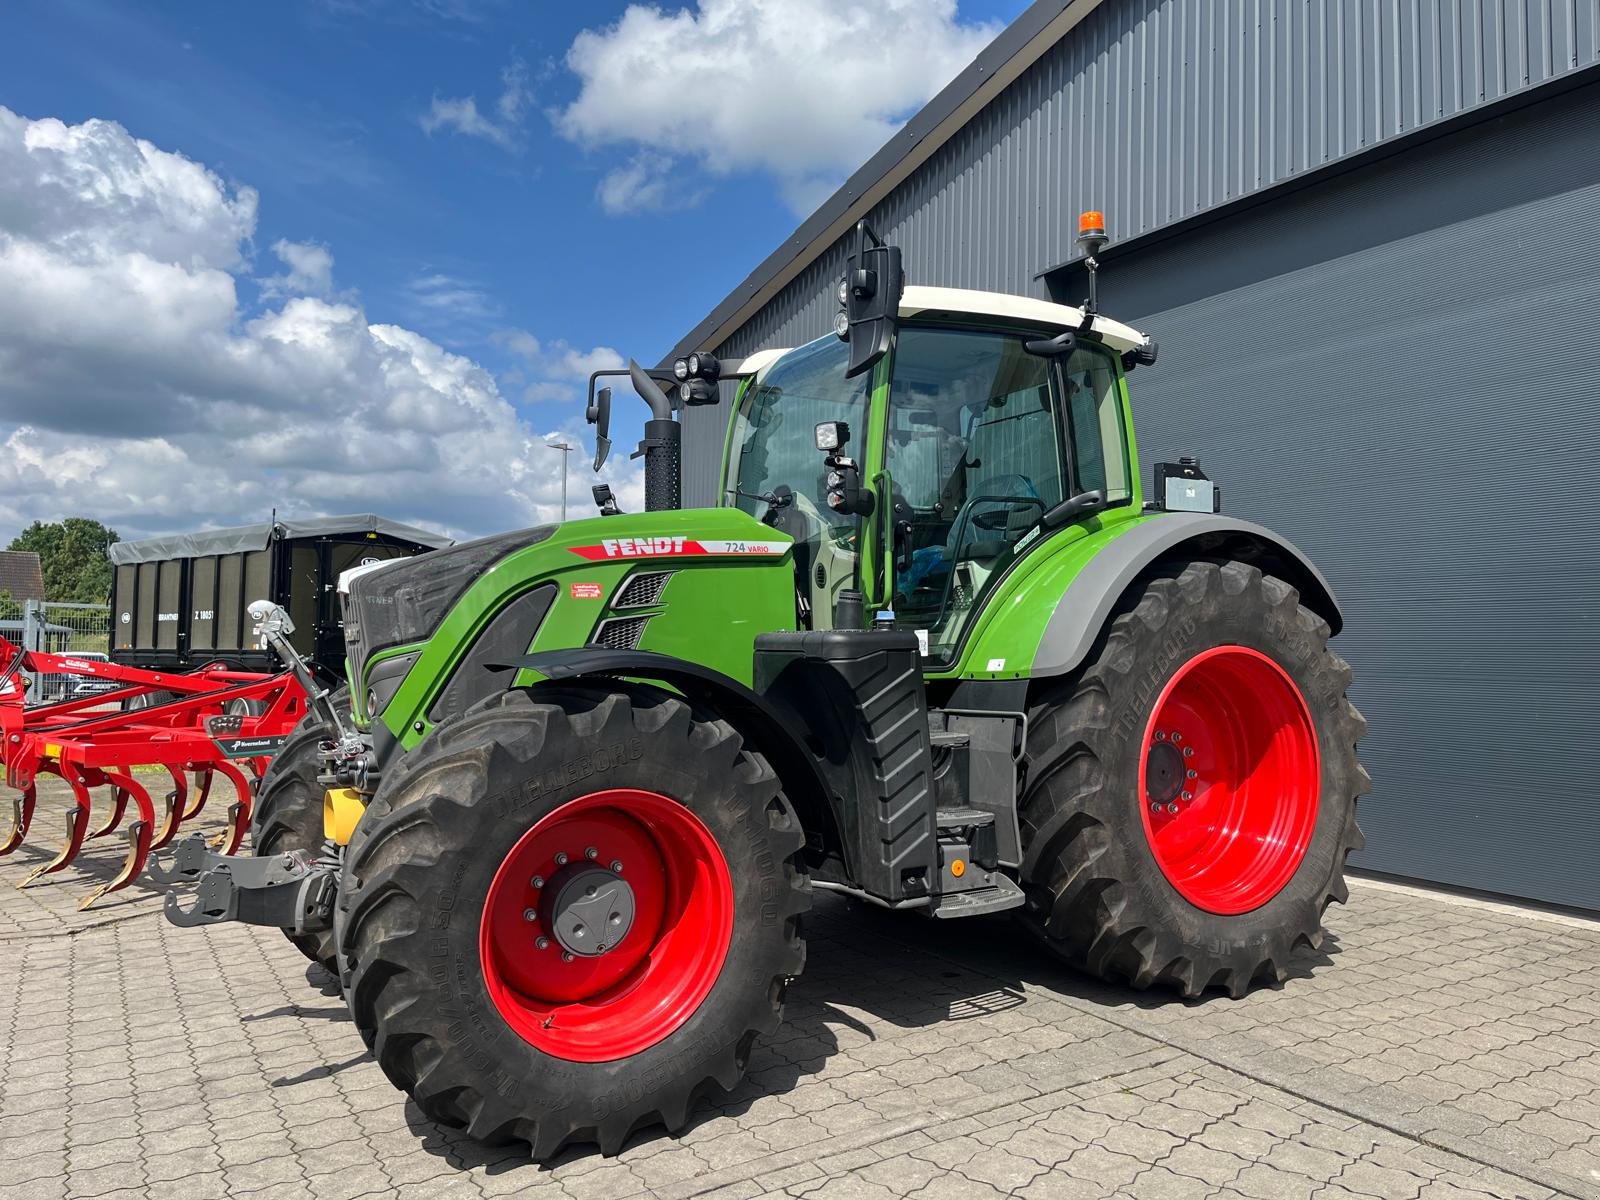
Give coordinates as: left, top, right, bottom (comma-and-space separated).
4, 776, 1600, 1198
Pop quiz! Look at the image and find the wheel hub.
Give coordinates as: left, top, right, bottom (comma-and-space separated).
1144, 740, 1185, 805
548, 866, 635, 957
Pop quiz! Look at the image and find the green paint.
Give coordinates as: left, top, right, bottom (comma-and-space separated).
372, 507, 795, 747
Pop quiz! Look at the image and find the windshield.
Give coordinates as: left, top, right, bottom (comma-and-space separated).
725, 334, 871, 627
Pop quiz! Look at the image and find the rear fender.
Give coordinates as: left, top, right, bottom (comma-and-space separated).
1031, 514, 1343, 679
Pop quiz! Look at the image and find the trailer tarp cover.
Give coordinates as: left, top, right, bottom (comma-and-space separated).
108, 514, 453, 565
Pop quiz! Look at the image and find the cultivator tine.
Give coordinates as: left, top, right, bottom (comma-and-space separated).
77, 771, 154, 910
88, 787, 130, 840
152, 766, 188, 850
17, 774, 92, 889
209, 760, 253, 857
0, 785, 36, 856
183, 768, 213, 820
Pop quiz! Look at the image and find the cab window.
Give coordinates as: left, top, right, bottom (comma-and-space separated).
885, 327, 1129, 661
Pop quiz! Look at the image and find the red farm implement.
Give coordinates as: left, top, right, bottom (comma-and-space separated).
0, 638, 307, 908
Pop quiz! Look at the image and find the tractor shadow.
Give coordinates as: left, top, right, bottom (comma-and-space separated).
398, 891, 1341, 1169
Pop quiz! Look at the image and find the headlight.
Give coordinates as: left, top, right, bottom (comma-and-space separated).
686, 353, 701, 376
833, 310, 849, 339
673, 358, 690, 380
837, 278, 849, 306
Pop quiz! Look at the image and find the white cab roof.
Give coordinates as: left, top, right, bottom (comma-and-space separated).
899, 285, 1149, 354
722, 285, 1151, 378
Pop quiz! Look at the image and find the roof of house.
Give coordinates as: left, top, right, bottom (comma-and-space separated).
0, 551, 46, 604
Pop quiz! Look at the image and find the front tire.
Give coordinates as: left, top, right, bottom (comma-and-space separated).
335, 686, 810, 1157
1018, 559, 1369, 998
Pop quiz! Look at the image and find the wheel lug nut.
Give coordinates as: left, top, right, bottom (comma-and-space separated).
522, 908, 537, 922
1181, 791, 1193, 801
1154, 730, 1167, 741
610, 859, 623, 873
1150, 802, 1164, 814
555, 852, 569, 866
535, 937, 550, 950
1186, 769, 1197, 779
561, 952, 574, 963
1166, 802, 1180, 814
585, 847, 598, 860
1182, 746, 1194, 758
1170, 732, 1182, 744
531, 875, 544, 889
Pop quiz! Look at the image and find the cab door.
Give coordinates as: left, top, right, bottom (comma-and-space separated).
879, 324, 1130, 666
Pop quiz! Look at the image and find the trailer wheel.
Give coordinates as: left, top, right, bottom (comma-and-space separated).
335, 685, 810, 1157
250, 687, 347, 971
1017, 560, 1369, 998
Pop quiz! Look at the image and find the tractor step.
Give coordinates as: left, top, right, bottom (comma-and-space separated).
936, 806, 995, 829
929, 873, 1026, 918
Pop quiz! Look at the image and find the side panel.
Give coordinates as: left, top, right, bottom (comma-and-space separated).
374, 509, 799, 747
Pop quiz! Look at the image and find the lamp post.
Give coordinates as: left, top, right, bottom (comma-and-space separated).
547, 440, 574, 522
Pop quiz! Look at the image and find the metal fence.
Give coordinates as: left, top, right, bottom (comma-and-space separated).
19, 599, 113, 705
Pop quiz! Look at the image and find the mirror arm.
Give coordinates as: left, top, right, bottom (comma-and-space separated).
1038, 489, 1106, 532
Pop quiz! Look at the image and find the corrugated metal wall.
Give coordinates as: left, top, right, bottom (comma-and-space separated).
712, 0, 1599, 360
1114, 82, 1600, 910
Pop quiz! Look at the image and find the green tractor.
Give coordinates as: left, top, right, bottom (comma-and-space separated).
162, 215, 1367, 1158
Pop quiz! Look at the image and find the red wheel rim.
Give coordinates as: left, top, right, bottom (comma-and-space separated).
1138, 646, 1320, 914
479, 788, 733, 1062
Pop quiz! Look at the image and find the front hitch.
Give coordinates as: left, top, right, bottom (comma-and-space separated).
156, 832, 337, 933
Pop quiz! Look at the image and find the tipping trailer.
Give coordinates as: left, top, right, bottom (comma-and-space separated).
108, 515, 450, 685
162, 215, 1369, 1159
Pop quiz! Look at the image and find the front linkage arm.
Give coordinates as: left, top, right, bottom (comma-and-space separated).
155, 832, 337, 933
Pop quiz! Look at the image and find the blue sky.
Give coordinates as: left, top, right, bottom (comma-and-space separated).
0, 0, 1028, 538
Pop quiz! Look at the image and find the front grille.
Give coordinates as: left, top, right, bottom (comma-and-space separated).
590, 615, 650, 650
345, 523, 552, 686
613, 571, 673, 608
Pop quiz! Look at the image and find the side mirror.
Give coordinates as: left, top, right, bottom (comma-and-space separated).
836, 221, 904, 379
587, 386, 612, 470
1024, 330, 1077, 357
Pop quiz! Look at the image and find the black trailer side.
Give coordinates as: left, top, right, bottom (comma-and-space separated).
109, 515, 451, 681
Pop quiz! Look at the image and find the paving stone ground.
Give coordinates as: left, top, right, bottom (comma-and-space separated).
2, 778, 1598, 1199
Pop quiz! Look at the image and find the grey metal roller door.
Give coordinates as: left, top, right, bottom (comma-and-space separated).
1092, 84, 1600, 910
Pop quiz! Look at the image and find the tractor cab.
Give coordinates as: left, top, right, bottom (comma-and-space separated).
724, 284, 1149, 662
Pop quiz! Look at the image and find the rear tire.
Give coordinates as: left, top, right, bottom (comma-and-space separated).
335, 686, 810, 1157
1017, 559, 1369, 998
250, 688, 347, 972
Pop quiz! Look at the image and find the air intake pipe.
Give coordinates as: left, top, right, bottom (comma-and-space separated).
628, 359, 681, 512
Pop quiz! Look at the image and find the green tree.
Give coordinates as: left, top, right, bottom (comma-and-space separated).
8, 517, 120, 603
0, 589, 19, 621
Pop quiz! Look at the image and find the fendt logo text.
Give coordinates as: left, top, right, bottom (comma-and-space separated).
568, 538, 787, 561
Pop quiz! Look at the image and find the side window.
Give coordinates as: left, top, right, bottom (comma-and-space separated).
1064, 347, 1131, 503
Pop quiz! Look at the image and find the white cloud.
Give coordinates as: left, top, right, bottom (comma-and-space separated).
559, 0, 1001, 215
0, 105, 639, 539
494, 328, 623, 406
596, 152, 707, 216
419, 57, 531, 152
260, 238, 334, 297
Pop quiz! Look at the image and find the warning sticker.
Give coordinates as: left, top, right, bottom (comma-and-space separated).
570, 582, 604, 600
